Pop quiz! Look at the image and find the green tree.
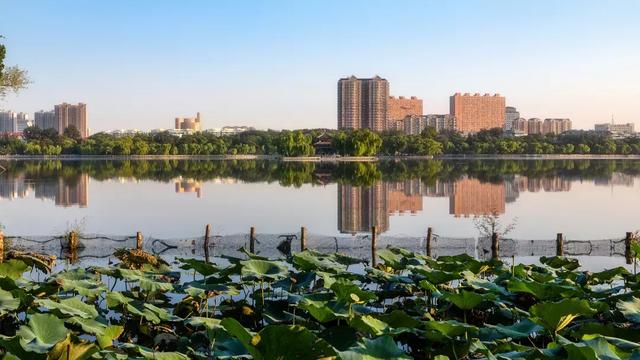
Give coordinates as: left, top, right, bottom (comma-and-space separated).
277, 130, 314, 157
0, 36, 30, 98
63, 125, 82, 142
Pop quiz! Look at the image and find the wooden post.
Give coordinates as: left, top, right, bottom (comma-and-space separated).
300, 226, 307, 252
250, 227, 256, 253
556, 233, 564, 256
371, 226, 377, 267
491, 232, 499, 259
67, 231, 78, 252
0, 231, 4, 263
204, 224, 211, 263
136, 232, 143, 250
68, 231, 78, 263
625, 232, 634, 265
426, 227, 433, 257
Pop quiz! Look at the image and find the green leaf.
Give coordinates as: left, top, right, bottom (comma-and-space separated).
97, 325, 124, 349
240, 259, 289, 281
339, 336, 411, 359
330, 278, 377, 303
0, 289, 20, 315
0, 260, 28, 280
530, 299, 597, 333
177, 258, 220, 276
617, 297, 640, 323
36, 297, 99, 319
254, 325, 337, 359
16, 313, 69, 353
299, 296, 349, 322
443, 290, 484, 310
292, 251, 347, 273
221, 317, 261, 360
540, 256, 580, 270
47, 335, 98, 360
350, 315, 389, 335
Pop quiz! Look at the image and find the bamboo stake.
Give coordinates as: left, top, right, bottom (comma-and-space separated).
426, 227, 433, 257
250, 227, 256, 253
556, 233, 564, 256
371, 226, 377, 267
204, 224, 211, 263
300, 226, 307, 252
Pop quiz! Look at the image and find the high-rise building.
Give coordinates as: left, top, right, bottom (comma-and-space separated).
55, 103, 88, 138
450, 93, 505, 133
527, 118, 542, 135
386, 96, 423, 130
34, 110, 57, 131
0, 111, 17, 133
542, 118, 571, 135
504, 106, 520, 132
394, 114, 456, 135
512, 118, 528, 136
337, 183, 389, 234
175, 112, 202, 131
337, 76, 389, 131
15, 112, 31, 132
594, 122, 635, 136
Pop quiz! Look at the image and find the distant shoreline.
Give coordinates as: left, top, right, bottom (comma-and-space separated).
2, 154, 640, 161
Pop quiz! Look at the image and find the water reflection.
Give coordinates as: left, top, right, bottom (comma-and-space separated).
336, 174, 577, 233
175, 178, 202, 198
0, 159, 639, 237
0, 172, 88, 207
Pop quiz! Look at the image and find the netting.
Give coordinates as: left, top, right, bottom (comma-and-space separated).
4, 233, 632, 263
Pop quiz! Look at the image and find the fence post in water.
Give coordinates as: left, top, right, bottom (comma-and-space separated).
204, 224, 211, 263
300, 226, 307, 252
371, 226, 377, 267
0, 231, 4, 263
491, 232, 499, 259
426, 227, 433, 257
250, 227, 256, 253
625, 232, 634, 265
68, 231, 78, 251
556, 233, 564, 256
68, 231, 79, 263
136, 232, 143, 250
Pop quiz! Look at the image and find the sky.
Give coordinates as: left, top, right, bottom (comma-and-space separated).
1, 0, 639, 132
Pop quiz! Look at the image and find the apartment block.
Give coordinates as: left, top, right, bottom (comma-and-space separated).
55, 103, 88, 138
386, 96, 423, 129
542, 118, 571, 135
337, 76, 389, 131
175, 112, 202, 131
34, 110, 57, 131
450, 93, 505, 133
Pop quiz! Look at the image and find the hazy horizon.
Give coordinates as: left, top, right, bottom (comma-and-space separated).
1, 0, 639, 132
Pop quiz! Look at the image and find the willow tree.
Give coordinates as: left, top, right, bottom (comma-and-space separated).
0, 36, 30, 98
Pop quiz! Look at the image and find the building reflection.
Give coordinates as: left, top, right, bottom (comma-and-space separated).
175, 179, 202, 198
337, 174, 574, 233
449, 177, 505, 217
0, 173, 89, 207
338, 183, 389, 234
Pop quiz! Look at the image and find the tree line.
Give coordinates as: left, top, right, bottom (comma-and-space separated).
1, 126, 640, 156
5, 158, 640, 188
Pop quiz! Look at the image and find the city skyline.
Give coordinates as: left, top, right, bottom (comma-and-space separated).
1, 1, 639, 132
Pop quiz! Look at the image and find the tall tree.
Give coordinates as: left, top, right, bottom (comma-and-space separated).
0, 36, 30, 98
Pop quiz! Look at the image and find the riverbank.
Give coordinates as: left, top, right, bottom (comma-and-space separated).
2, 153, 640, 161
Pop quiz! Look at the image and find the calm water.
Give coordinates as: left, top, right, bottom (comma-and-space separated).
0, 159, 639, 241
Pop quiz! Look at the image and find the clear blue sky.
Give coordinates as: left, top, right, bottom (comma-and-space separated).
1, 0, 639, 132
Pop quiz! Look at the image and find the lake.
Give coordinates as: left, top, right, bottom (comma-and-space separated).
1, 158, 638, 239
